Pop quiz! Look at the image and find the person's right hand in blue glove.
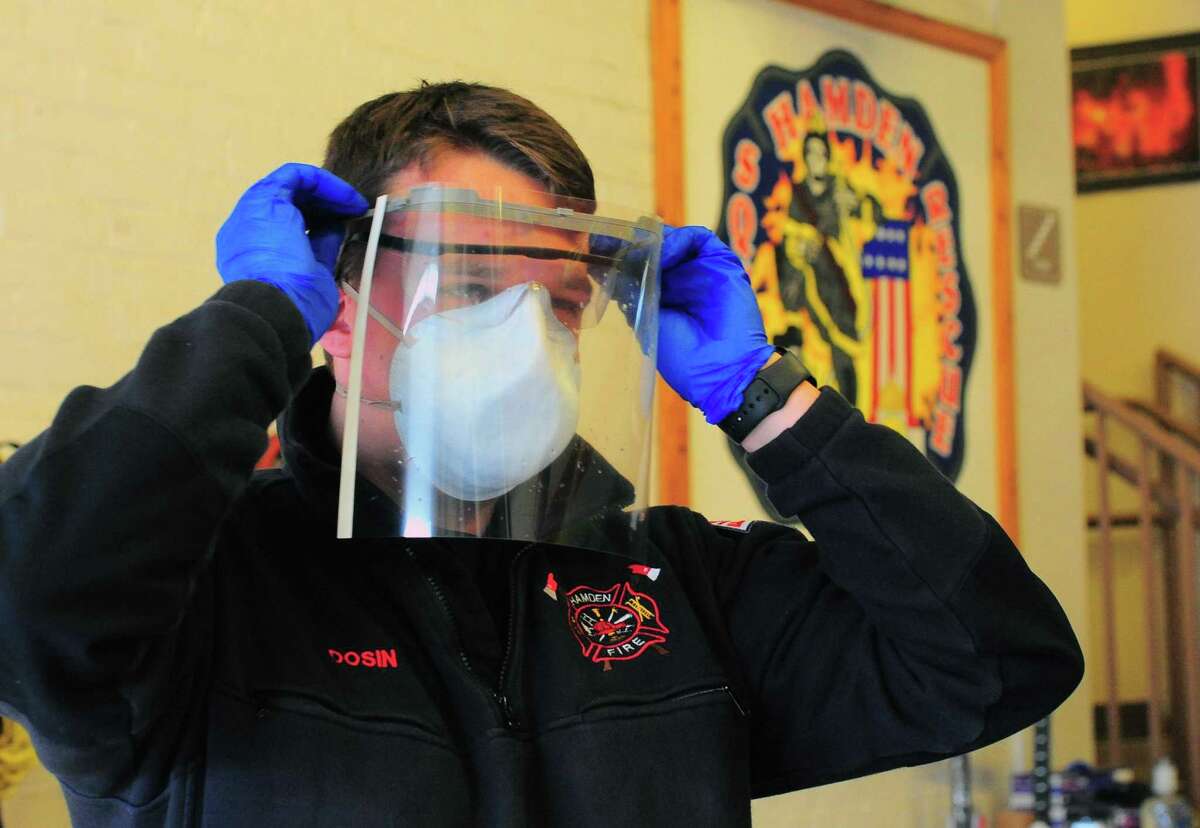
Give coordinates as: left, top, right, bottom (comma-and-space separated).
216, 163, 368, 345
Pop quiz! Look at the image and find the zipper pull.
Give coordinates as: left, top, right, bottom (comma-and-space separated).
723, 686, 750, 718
497, 693, 517, 729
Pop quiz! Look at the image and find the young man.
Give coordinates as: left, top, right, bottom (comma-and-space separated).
0, 82, 1082, 827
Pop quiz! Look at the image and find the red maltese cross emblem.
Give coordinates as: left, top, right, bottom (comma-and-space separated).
565, 582, 670, 671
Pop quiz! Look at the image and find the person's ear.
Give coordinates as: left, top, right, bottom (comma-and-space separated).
319, 289, 353, 358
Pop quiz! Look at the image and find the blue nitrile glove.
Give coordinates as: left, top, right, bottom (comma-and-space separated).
216, 163, 369, 345
658, 225, 775, 425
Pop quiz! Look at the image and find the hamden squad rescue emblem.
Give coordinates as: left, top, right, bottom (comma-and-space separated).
717, 48, 977, 481
565, 583, 670, 671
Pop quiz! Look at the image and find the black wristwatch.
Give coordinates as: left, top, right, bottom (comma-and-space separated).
718, 348, 814, 442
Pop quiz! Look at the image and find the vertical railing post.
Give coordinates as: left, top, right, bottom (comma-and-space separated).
1155, 349, 1171, 413
1095, 411, 1123, 767
1137, 440, 1164, 762
1174, 463, 1200, 804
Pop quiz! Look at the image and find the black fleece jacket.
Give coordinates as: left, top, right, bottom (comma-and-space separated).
0, 281, 1083, 826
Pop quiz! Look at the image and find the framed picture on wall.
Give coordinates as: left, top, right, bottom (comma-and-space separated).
1071, 32, 1200, 193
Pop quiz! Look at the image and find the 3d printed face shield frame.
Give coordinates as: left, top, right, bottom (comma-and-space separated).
334, 185, 662, 558
341, 233, 625, 342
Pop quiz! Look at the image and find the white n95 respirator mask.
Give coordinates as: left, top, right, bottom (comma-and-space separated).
388, 282, 581, 502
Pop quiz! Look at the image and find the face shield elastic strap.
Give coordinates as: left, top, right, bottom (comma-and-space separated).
341, 282, 411, 344
332, 381, 404, 411
345, 232, 624, 267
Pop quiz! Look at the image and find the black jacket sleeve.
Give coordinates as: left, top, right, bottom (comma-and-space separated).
0, 281, 311, 802
697, 388, 1083, 797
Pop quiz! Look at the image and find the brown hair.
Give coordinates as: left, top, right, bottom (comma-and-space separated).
323, 81, 595, 205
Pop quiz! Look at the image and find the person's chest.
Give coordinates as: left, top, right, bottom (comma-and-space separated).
209, 531, 739, 734
194, 513, 753, 826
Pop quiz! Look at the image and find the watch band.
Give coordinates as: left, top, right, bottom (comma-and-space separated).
718, 348, 814, 442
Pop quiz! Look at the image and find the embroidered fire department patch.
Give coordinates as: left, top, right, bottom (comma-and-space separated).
565, 582, 670, 669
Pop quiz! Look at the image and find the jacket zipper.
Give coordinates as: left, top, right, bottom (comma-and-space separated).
405, 546, 513, 728
406, 544, 531, 730
495, 545, 532, 728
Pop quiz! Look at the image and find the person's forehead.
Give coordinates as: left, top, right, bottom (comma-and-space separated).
381, 150, 580, 246
382, 149, 553, 205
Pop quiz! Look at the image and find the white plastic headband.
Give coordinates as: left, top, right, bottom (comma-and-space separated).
336, 193, 389, 539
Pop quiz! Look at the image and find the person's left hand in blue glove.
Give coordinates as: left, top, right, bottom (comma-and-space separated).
657, 224, 775, 423
216, 163, 369, 346
657, 225, 817, 448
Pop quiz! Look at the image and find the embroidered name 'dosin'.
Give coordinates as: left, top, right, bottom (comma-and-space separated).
328, 648, 399, 668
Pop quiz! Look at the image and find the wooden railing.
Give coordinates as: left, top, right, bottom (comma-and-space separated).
1084, 377, 1200, 804
1156, 348, 1200, 423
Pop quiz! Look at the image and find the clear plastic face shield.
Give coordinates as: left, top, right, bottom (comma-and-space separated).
335, 185, 661, 557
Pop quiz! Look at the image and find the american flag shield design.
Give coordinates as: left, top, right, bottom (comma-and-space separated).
862, 220, 915, 433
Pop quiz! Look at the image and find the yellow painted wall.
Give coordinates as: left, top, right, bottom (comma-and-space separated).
1066, 0, 1200, 714
0, 1, 653, 445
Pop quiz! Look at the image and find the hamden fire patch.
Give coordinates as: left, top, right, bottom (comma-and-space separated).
565, 582, 670, 670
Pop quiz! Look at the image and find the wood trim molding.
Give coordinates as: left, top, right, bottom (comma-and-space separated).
785, 0, 1003, 60
650, 0, 691, 506
988, 47, 1018, 543
651, 0, 1018, 541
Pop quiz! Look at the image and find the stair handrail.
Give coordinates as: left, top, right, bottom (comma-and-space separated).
1122, 399, 1200, 449
1156, 348, 1200, 412
1082, 435, 1180, 516
1084, 382, 1200, 473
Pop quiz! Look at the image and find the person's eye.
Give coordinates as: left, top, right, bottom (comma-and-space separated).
552, 298, 585, 328
444, 283, 493, 305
